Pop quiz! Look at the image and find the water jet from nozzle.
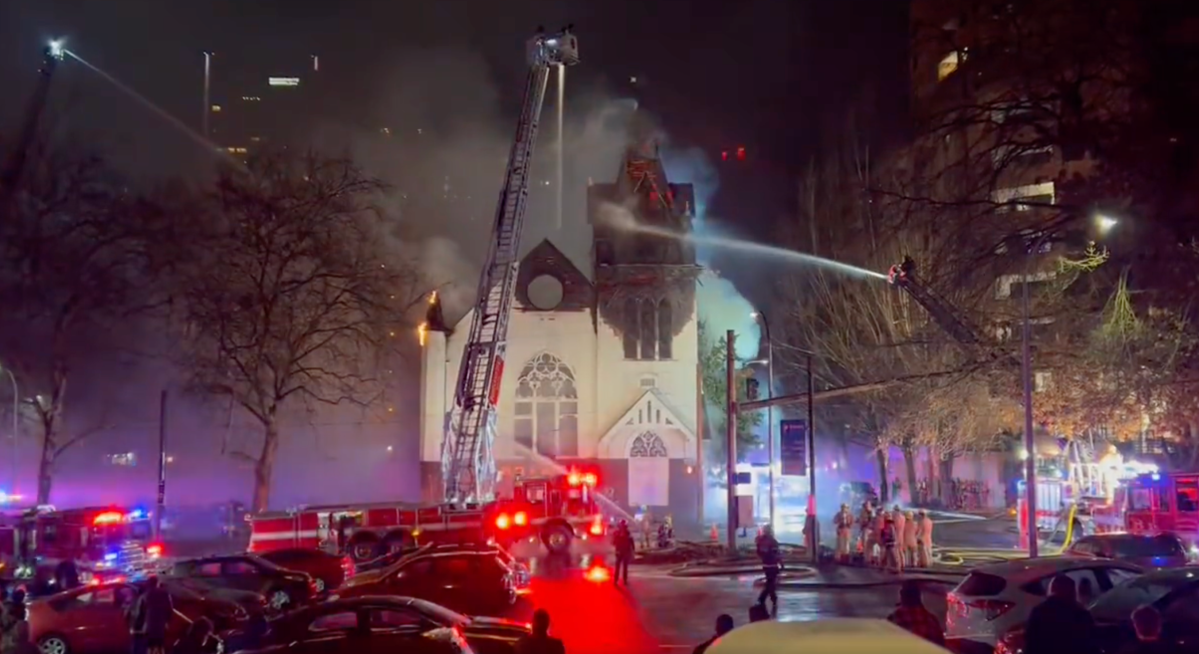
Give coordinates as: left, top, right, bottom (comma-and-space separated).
597, 202, 887, 280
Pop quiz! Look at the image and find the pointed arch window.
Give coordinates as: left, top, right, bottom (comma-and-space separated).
513, 353, 579, 457
638, 300, 657, 360
622, 298, 639, 359
622, 299, 674, 361
656, 300, 673, 359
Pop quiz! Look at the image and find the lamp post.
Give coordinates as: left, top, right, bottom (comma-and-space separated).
750, 311, 775, 528
0, 366, 18, 495
202, 51, 213, 140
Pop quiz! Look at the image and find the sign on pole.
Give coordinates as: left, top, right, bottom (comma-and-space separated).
780, 419, 808, 476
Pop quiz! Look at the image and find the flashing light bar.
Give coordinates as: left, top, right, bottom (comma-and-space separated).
495, 513, 511, 530
93, 511, 124, 525
513, 511, 528, 527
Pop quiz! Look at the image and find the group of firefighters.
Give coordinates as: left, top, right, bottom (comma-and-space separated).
833, 502, 935, 572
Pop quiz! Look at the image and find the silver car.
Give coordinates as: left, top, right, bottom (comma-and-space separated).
1067, 533, 1190, 569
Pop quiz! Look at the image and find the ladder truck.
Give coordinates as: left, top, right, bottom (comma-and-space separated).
1, 41, 65, 201
442, 28, 579, 505
886, 256, 989, 350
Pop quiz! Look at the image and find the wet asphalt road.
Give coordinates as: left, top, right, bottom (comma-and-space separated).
510, 563, 951, 654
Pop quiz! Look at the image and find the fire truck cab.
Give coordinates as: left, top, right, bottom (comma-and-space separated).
249, 468, 608, 562
0, 505, 156, 579
1123, 471, 1199, 553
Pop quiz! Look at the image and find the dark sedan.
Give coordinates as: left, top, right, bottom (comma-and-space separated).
334, 550, 524, 617
168, 554, 316, 611
233, 595, 530, 654
1067, 533, 1190, 569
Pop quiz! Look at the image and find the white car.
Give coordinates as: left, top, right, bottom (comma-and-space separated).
945, 556, 1143, 653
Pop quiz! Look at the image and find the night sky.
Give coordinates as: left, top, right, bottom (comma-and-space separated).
0, 0, 907, 247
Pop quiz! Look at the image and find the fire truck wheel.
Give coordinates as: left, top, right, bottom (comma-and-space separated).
38, 635, 69, 654
349, 538, 381, 562
541, 523, 573, 554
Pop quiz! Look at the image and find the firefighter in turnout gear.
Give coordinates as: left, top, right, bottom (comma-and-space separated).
834, 504, 853, 562
613, 520, 635, 586
755, 525, 782, 616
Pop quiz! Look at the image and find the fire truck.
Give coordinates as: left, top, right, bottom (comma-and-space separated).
249, 29, 587, 562
0, 505, 160, 581
249, 469, 606, 561
1121, 470, 1199, 553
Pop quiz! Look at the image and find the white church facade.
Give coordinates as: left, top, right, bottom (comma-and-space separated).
418, 143, 703, 516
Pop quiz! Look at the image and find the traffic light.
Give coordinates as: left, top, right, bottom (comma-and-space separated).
736, 146, 746, 161
745, 378, 760, 401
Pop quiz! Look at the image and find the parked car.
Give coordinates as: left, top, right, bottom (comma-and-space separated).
168, 554, 316, 611
27, 578, 250, 654
354, 543, 429, 574
257, 547, 354, 594
996, 566, 1199, 654
1067, 533, 1190, 569
231, 595, 530, 654
332, 550, 525, 617
945, 556, 1142, 653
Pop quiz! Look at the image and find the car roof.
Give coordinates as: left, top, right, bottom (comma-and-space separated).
970, 556, 1142, 580
1126, 566, 1199, 581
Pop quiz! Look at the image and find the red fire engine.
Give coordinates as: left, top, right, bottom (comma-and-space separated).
249, 469, 607, 562
0, 505, 158, 574
1122, 471, 1199, 553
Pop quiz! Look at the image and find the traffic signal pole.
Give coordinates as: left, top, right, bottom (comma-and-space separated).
725, 329, 738, 553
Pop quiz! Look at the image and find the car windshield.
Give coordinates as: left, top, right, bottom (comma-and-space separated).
1089, 575, 1195, 622
407, 598, 468, 627
1111, 536, 1185, 558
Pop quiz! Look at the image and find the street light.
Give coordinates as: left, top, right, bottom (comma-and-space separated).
750, 311, 776, 529
0, 366, 18, 495
47, 39, 65, 60
1095, 214, 1118, 235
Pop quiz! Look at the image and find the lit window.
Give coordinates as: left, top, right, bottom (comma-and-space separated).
992, 182, 1055, 212
937, 50, 964, 82
226, 146, 248, 155
380, 127, 391, 136
211, 104, 222, 112
250, 136, 261, 142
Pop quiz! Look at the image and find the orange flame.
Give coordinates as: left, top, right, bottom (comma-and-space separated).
418, 322, 428, 346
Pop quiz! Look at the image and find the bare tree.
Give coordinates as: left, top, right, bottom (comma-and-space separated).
0, 145, 156, 503
170, 152, 428, 512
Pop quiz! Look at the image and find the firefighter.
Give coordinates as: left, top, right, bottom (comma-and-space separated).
755, 524, 781, 616
54, 558, 80, 591
639, 508, 654, 550
915, 510, 934, 568
881, 514, 901, 574
892, 506, 907, 566
834, 504, 853, 562
903, 510, 918, 567
857, 502, 873, 560
612, 520, 635, 586
870, 506, 886, 567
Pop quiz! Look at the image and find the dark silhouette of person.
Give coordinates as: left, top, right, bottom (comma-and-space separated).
693, 614, 734, 654
613, 520, 635, 586
1024, 575, 1098, 654
514, 609, 565, 654
755, 525, 782, 615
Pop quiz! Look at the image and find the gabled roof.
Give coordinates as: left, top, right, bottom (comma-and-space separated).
601, 387, 694, 440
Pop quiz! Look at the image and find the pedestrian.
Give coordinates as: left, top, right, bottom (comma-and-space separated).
612, 519, 635, 586
54, 558, 80, 590
125, 584, 148, 654
903, 510, 918, 567
755, 525, 781, 616
748, 604, 769, 623
514, 608, 566, 654
1118, 605, 1182, 654
886, 580, 944, 646
1023, 575, 1098, 654
870, 508, 885, 566
693, 614, 734, 654
834, 504, 853, 563
915, 510, 933, 568
138, 576, 175, 654
881, 515, 901, 574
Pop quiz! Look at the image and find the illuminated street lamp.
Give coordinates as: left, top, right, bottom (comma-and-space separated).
1095, 214, 1119, 235
47, 39, 65, 60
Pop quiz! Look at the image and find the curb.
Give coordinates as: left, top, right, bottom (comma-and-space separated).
770, 575, 961, 590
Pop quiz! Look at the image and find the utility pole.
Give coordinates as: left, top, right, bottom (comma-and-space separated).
1021, 263, 1038, 557
154, 389, 168, 541
202, 52, 213, 140
806, 353, 817, 563
751, 311, 775, 528
725, 329, 738, 553
696, 362, 705, 525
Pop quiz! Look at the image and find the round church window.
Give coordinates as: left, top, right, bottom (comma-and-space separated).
527, 274, 564, 310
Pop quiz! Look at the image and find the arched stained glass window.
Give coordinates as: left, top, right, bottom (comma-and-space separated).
513, 353, 579, 457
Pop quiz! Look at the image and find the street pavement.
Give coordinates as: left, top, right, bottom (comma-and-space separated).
511, 562, 951, 654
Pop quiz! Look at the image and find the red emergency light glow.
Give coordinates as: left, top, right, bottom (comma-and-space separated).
93, 511, 124, 525
582, 473, 597, 486
736, 146, 746, 161
568, 472, 581, 486
514, 511, 528, 527
146, 544, 163, 558
495, 513, 511, 530
721, 151, 729, 161
585, 565, 610, 582
589, 519, 604, 536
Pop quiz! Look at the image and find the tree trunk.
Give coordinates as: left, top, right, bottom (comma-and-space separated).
253, 419, 280, 513
875, 446, 888, 504
939, 453, 956, 505
903, 443, 918, 505
36, 443, 53, 505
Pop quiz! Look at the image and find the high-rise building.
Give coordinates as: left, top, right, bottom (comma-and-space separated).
206, 53, 323, 158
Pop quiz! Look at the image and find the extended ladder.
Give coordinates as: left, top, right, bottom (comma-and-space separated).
441, 30, 579, 504
626, 157, 674, 212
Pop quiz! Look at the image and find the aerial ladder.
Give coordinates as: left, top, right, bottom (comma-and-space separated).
886, 256, 989, 348
0, 41, 65, 203
441, 29, 579, 505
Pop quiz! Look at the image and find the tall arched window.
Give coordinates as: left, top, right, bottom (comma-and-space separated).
622, 298, 639, 359
638, 300, 657, 360
656, 300, 673, 359
513, 353, 579, 458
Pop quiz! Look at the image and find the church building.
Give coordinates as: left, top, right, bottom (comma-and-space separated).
418, 140, 702, 516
